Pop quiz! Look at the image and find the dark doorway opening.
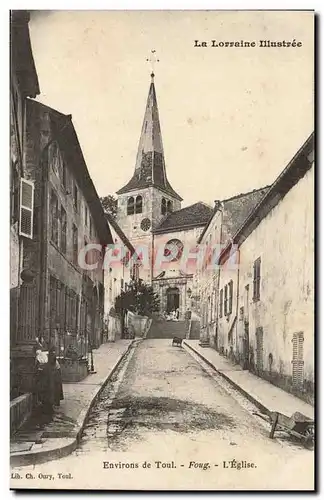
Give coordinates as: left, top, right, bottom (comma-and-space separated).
166, 287, 180, 314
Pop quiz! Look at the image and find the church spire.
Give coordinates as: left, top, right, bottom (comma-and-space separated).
116, 74, 182, 201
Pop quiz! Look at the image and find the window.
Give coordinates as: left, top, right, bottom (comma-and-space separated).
167, 200, 173, 213
73, 183, 78, 212
50, 190, 59, 246
127, 196, 135, 215
228, 280, 233, 315
210, 291, 214, 322
60, 206, 67, 254
164, 239, 183, 262
62, 161, 67, 190
65, 289, 77, 334
224, 285, 228, 316
10, 162, 19, 224
84, 205, 88, 226
19, 178, 34, 239
89, 216, 93, 238
84, 237, 90, 265
132, 263, 139, 281
219, 289, 223, 318
72, 224, 78, 265
253, 257, 261, 301
49, 275, 58, 333
161, 198, 166, 215
49, 276, 66, 335
135, 195, 143, 214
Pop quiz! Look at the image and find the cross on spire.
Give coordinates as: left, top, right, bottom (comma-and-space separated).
146, 49, 160, 78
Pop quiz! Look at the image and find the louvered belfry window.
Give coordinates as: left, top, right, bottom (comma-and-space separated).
292, 332, 304, 389
161, 197, 166, 215
127, 197, 135, 215
135, 195, 143, 214
19, 178, 34, 239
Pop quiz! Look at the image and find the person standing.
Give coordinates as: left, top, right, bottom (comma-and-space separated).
48, 346, 64, 408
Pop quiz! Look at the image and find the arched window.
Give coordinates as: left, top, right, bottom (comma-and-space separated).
135, 195, 143, 214
161, 197, 167, 215
127, 196, 135, 215
167, 200, 173, 213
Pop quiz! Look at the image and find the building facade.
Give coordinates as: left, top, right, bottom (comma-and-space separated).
195, 187, 269, 346
10, 11, 40, 360
193, 134, 314, 404
11, 96, 112, 395
104, 212, 140, 341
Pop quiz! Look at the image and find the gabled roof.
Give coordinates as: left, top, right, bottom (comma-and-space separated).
220, 132, 314, 262
10, 11, 40, 98
197, 186, 270, 244
26, 99, 113, 245
105, 212, 136, 255
153, 202, 213, 234
117, 74, 182, 201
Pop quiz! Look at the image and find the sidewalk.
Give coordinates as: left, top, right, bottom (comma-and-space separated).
183, 340, 314, 420
10, 339, 135, 467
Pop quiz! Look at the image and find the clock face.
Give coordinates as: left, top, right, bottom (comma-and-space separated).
164, 239, 183, 262
140, 218, 151, 231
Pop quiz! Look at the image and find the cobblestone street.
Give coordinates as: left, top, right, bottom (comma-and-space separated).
12, 339, 314, 490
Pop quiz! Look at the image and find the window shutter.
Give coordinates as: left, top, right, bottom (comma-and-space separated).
256, 327, 264, 372
229, 280, 233, 314
224, 285, 228, 315
19, 178, 34, 239
292, 332, 304, 389
219, 289, 223, 318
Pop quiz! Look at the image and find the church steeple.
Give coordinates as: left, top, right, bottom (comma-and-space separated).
116, 74, 182, 201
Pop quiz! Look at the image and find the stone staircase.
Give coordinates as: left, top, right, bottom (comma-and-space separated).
146, 318, 187, 339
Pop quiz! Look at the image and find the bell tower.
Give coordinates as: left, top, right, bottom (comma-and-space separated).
116, 71, 182, 281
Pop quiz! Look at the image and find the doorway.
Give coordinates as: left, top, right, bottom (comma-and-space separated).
166, 287, 180, 314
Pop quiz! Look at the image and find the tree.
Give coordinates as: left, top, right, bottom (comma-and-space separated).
115, 279, 160, 317
100, 194, 117, 219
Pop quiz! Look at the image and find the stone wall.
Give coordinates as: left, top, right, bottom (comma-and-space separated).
10, 392, 33, 436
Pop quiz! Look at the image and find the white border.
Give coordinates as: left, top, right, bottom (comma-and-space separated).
1, 3, 321, 499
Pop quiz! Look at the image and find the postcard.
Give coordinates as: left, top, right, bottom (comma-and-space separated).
10, 9, 314, 491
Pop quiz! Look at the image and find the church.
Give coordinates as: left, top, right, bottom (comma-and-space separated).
114, 72, 213, 319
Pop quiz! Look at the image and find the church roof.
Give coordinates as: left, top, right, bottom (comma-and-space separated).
116, 74, 182, 201
153, 202, 213, 234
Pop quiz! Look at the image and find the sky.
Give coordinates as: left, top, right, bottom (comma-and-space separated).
28, 10, 314, 207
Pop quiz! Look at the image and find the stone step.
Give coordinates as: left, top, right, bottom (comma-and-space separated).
147, 319, 187, 339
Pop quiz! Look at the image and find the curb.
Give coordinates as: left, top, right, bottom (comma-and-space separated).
10, 340, 136, 467
183, 340, 270, 416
